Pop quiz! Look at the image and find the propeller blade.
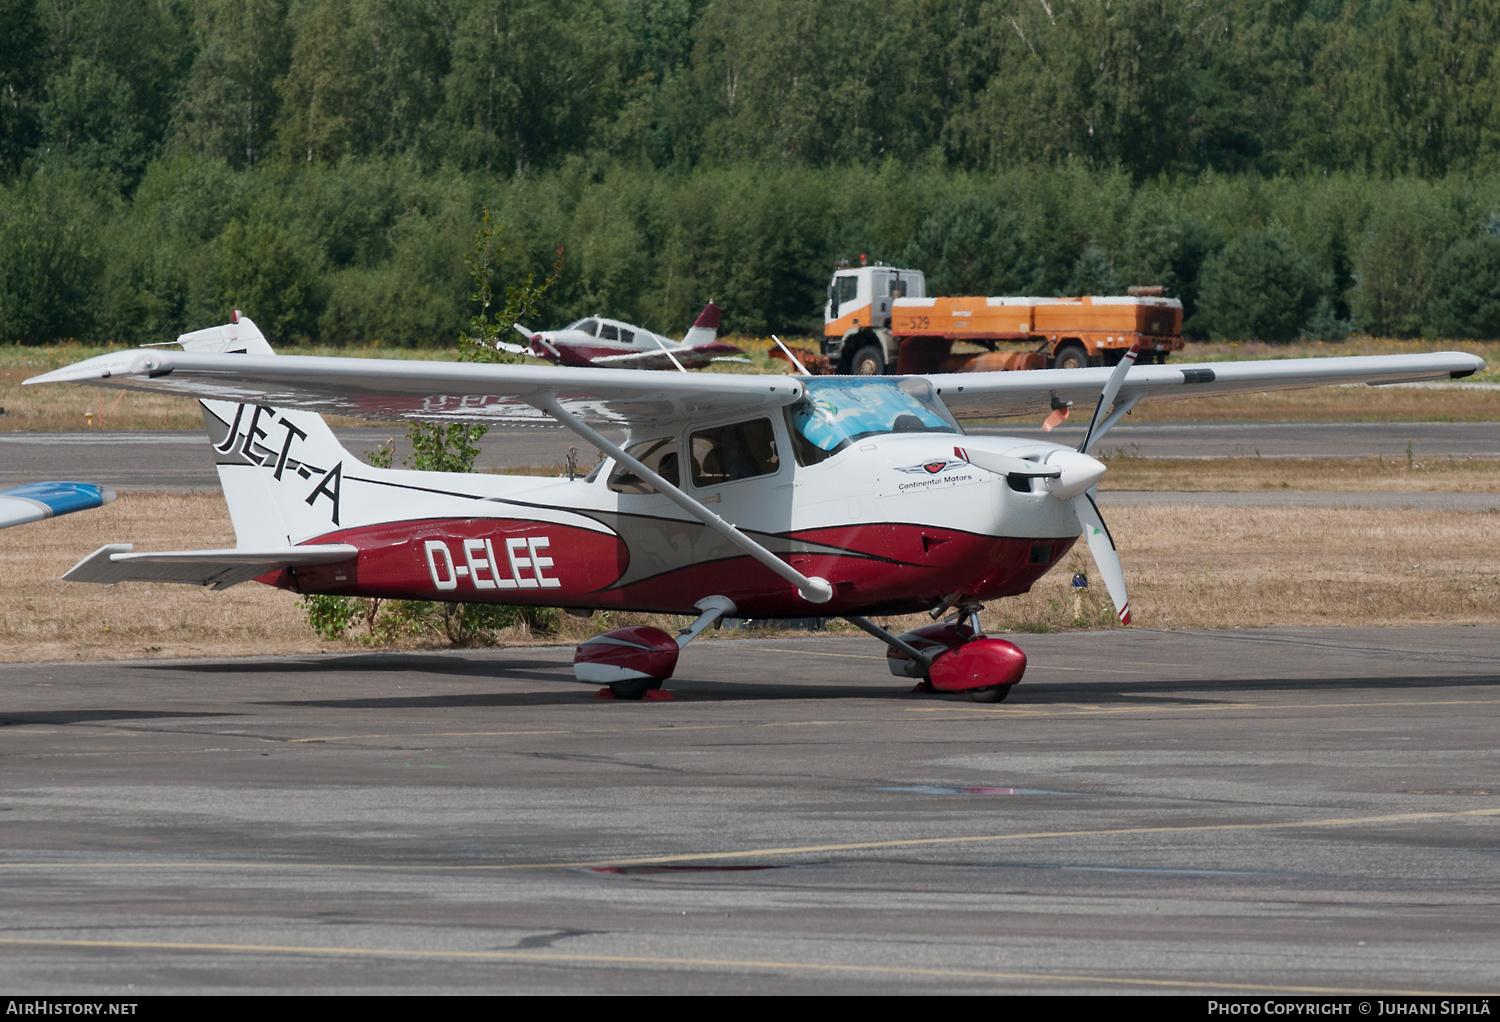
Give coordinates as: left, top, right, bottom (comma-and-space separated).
1072, 490, 1131, 625
1077, 342, 1141, 454
1042, 406, 1070, 431
953, 446, 1061, 479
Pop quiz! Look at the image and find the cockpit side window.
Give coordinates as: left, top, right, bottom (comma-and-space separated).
689, 418, 780, 487
785, 377, 962, 466
599, 323, 619, 340
608, 437, 680, 494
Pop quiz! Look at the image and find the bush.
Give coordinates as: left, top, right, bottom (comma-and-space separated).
214, 218, 325, 341
1426, 234, 1500, 339
899, 193, 1043, 296
0, 179, 102, 343
1352, 189, 1455, 338
1193, 228, 1318, 342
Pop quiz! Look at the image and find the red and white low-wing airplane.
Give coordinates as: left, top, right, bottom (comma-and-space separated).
505, 301, 746, 370
25, 316, 1483, 701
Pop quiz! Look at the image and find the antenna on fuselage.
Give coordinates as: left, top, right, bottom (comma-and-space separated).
771, 335, 811, 376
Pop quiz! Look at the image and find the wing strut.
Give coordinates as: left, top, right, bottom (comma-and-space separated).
534, 397, 834, 604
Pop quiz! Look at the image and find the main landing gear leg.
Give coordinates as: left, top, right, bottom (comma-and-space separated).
576, 596, 737, 701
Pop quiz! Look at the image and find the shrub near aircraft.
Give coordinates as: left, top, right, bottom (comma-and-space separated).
505, 301, 746, 370
25, 315, 1483, 701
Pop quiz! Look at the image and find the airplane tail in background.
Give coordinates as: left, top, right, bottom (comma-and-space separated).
189, 313, 363, 548
681, 302, 723, 349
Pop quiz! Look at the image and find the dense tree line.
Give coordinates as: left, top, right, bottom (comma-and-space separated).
4, 0, 1500, 344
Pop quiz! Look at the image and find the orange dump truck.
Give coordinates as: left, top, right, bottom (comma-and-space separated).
821, 263, 1184, 375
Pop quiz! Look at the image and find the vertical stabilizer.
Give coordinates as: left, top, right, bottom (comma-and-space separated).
191, 314, 361, 547
681, 301, 723, 349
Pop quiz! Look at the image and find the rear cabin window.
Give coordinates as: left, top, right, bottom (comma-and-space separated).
608, 437, 680, 494
689, 418, 780, 487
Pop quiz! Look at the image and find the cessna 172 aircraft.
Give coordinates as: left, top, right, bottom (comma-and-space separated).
25, 314, 1483, 702
0, 482, 115, 530
505, 301, 745, 370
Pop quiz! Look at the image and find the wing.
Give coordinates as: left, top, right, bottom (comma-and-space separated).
0, 482, 116, 530
925, 352, 1485, 421
590, 340, 744, 371
590, 347, 706, 370
24, 350, 805, 428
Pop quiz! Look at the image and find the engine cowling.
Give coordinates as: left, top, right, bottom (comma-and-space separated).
574, 626, 680, 683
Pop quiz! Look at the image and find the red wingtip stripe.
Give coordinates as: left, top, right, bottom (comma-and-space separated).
1119, 604, 1131, 625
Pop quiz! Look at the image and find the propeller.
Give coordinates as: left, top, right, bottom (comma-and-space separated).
1037, 343, 1139, 624
958, 343, 1142, 625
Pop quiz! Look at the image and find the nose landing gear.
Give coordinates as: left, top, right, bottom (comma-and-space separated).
845, 602, 1026, 702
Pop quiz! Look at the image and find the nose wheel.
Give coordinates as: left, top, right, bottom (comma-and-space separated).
965, 685, 1011, 703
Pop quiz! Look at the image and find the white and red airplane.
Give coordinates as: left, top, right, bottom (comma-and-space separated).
25, 315, 1483, 702
506, 301, 746, 370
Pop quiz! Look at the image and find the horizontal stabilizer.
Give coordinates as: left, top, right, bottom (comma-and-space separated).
64, 543, 358, 590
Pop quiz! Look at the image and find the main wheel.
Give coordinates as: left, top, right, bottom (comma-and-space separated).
967, 685, 1012, 703
608, 677, 655, 700
847, 343, 885, 376
1053, 342, 1089, 371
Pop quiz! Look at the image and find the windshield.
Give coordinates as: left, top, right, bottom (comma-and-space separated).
786, 377, 961, 464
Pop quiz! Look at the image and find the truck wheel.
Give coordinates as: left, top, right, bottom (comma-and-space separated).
1053, 342, 1090, 371
848, 343, 885, 376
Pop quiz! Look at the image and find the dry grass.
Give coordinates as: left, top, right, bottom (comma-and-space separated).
1098, 455, 1500, 492
967, 505, 1500, 635
2, 493, 1497, 663
0, 493, 316, 662
1123, 385, 1500, 423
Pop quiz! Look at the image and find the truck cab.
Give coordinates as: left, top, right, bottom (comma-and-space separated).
822, 264, 926, 375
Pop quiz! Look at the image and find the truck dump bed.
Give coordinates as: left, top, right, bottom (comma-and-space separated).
889, 294, 1184, 374
892, 295, 1182, 343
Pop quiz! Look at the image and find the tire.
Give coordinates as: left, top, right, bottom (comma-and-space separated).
848, 343, 885, 376
608, 677, 655, 700
967, 685, 1012, 703
1053, 342, 1090, 371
